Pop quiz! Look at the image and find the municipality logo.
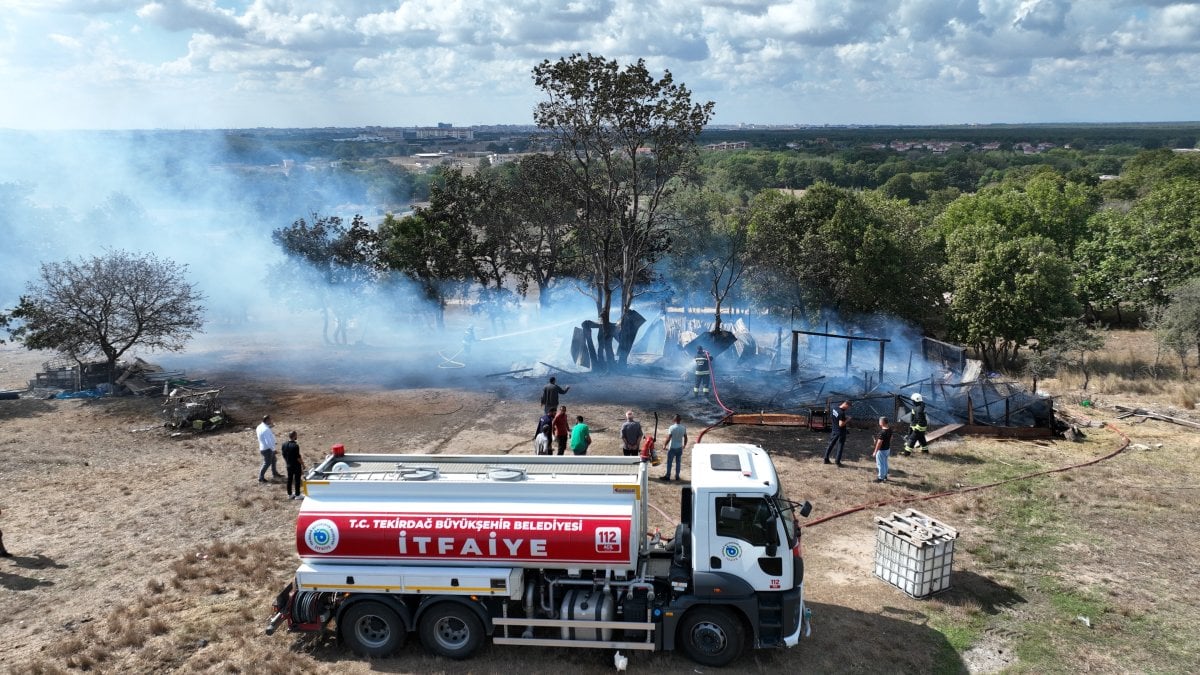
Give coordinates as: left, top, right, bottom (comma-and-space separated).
305, 519, 340, 553
723, 542, 741, 560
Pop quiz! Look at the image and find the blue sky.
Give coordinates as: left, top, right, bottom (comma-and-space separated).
2, 0, 1199, 129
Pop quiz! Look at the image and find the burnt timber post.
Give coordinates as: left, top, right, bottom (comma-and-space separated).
792, 329, 891, 382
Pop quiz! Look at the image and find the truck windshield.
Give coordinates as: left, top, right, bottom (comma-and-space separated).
771, 491, 800, 548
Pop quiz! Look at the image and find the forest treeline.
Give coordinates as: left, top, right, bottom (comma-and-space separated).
257, 50, 1200, 375
4, 77, 1200, 375
272, 135, 1200, 373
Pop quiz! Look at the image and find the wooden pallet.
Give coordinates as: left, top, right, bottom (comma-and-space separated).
924, 423, 965, 443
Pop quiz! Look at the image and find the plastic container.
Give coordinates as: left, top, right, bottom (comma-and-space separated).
873, 509, 958, 598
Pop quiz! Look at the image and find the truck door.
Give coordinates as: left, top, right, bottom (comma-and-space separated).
702, 495, 792, 592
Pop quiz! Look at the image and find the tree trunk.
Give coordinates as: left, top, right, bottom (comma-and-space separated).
595, 292, 615, 371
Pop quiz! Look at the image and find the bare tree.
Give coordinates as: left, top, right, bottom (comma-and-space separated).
8, 251, 204, 376
533, 53, 714, 369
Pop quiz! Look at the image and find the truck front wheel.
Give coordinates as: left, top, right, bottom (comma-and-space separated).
340, 601, 406, 657
419, 603, 484, 660
679, 607, 744, 667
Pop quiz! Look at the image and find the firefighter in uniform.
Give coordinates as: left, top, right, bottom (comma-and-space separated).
903, 392, 929, 455
693, 346, 710, 397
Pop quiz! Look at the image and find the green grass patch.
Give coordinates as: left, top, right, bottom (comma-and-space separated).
1043, 582, 1108, 619
929, 613, 984, 675
965, 458, 1043, 485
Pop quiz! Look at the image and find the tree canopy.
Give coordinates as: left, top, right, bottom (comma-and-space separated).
8, 251, 204, 373
533, 53, 714, 367
272, 213, 380, 344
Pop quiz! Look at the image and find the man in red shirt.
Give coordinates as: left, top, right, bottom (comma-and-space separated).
552, 405, 571, 456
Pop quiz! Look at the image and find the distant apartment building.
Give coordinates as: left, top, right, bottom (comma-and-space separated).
413, 126, 475, 140
336, 126, 476, 141
703, 141, 749, 151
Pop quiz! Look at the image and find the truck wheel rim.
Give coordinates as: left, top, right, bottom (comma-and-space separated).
692, 621, 727, 654
355, 615, 391, 648
433, 617, 469, 649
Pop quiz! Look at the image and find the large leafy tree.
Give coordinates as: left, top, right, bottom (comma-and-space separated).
941, 220, 1079, 369
1077, 177, 1200, 315
377, 173, 483, 329
8, 251, 204, 376
487, 154, 578, 309
271, 213, 380, 344
744, 184, 940, 327
532, 53, 714, 369
665, 187, 751, 333
410, 168, 520, 329
936, 172, 1098, 258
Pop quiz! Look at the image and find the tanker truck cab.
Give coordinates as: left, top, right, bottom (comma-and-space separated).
663, 443, 811, 665
265, 444, 811, 668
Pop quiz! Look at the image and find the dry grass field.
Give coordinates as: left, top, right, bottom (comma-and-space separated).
1, 327, 1198, 674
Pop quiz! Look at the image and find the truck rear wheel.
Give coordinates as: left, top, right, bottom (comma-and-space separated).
340, 601, 406, 657
419, 603, 484, 660
679, 607, 744, 667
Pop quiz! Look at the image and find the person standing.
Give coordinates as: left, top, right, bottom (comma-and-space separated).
535, 410, 554, 440
823, 401, 852, 467
569, 415, 592, 456
534, 424, 553, 455
619, 411, 644, 457
903, 393, 929, 455
281, 431, 305, 500
664, 414, 688, 481
257, 415, 283, 482
533, 411, 554, 455
872, 417, 893, 483
541, 376, 570, 414
693, 347, 710, 397
552, 405, 570, 456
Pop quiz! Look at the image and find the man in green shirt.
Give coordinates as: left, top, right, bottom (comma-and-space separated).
569, 415, 592, 455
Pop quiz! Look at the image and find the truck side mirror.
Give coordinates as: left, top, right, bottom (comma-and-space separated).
766, 513, 780, 556
799, 501, 812, 518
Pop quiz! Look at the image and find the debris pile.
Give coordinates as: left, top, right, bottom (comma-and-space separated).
29, 356, 206, 399
161, 387, 227, 431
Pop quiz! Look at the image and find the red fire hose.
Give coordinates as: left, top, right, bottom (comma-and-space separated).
802, 422, 1133, 528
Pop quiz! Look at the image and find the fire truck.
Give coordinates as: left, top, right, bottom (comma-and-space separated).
266, 442, 812, 667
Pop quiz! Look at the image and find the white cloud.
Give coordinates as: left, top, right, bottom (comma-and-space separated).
137, 0, 244, 37
1012, 0, 1072, 35
1113, 2, 1200, 52
2, 0, 1200, 128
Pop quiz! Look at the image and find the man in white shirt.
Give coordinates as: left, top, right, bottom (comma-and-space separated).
257, 415, 283, 483
663, 415, 688, 482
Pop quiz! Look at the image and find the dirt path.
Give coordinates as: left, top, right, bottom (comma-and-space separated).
2, 340, 1197, 674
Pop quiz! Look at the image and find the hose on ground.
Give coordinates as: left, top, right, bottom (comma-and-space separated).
802, 422, 1132, 528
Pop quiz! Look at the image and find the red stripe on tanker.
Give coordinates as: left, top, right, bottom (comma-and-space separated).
296, 511, 635, 566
